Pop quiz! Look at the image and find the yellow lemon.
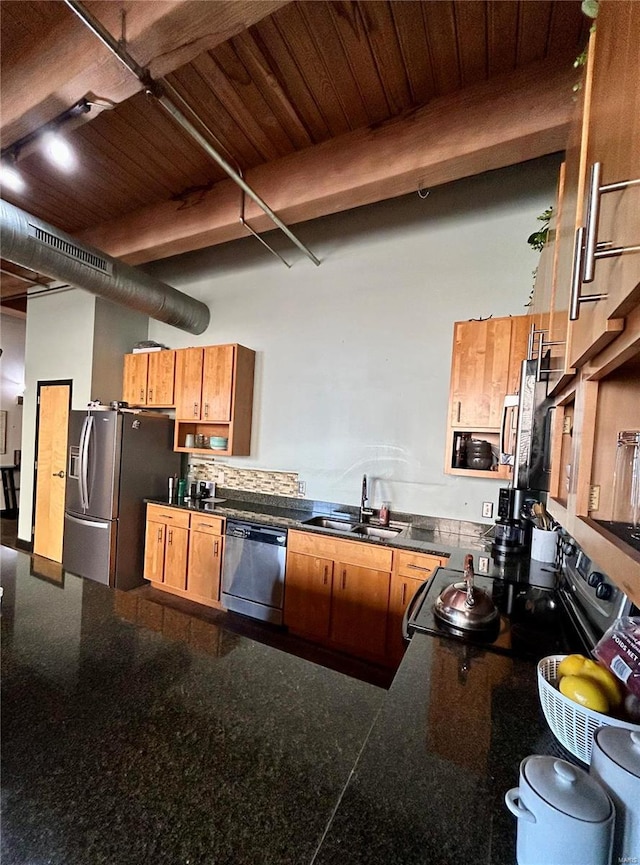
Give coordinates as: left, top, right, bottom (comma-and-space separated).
557, 654, 589, 678
581, 658, 623, 708
559, 674, 610, 714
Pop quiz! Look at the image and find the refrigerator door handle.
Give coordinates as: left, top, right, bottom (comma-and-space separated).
65, 513, 110, 530
79, 414, 94, 510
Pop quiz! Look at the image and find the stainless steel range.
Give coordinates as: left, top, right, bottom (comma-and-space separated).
555, 531, 636, 652
404, 535, 637, 660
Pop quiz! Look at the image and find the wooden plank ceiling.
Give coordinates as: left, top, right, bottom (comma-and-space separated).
0, 0, 589, 306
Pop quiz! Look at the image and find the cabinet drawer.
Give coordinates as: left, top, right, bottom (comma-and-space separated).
190, 514, 224, 535
288, 530, 393, 571
394, 550, 447, 580
147, 505, 190, 528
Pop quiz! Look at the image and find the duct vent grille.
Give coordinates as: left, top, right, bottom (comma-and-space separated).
29, 224, 113, 275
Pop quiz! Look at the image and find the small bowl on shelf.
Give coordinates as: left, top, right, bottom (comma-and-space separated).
209, 436, 228, 450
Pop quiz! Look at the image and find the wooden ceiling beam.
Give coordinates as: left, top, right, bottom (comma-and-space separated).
1, 0, 290, 146
80, 55, 578, 265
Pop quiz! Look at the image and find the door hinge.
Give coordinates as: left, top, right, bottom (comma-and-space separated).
588, 485, 601, 511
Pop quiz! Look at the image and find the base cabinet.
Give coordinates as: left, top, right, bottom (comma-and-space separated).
143, 506, 190, 589
187, 514, 224, 603
285, 531, 449, 664
285, 531, 393, 661
144, 505, 224, 607
284, 551, 333, 640
330, 562, 391, 657
386, 550, 449, 662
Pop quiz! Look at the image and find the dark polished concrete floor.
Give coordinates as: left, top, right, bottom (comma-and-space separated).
1, 516, 18, 550
1, 545, 390, 865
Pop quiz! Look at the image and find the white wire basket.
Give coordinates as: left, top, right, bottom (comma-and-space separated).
537, 654, 640, 765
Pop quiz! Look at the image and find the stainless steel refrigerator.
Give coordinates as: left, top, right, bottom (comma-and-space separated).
63, 407, 180, 589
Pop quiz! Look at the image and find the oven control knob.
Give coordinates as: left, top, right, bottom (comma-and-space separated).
561, 540, 576, 556
588, 571, 604, 588
595, 582, 612, 601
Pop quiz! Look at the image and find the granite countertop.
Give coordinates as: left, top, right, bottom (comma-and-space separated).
146, 492, 496, 568
1, 544, 572, 865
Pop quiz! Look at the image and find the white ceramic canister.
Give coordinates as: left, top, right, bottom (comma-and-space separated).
590, 728, 640, 862
505, 755, 615, 865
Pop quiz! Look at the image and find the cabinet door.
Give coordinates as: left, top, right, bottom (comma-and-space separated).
330, 562, 390, 657
284, 551, 333, 640
123, 353, 148, 405
187, 529, 222, 601
174, 347, 204, 420
164, 525, 189, 589
449, 317, 514, 429
386, 574, 423, 663
143, 519, 165, 583
202, 344, 234, 421
147, 350, 175, 407
570, 3, 640, 366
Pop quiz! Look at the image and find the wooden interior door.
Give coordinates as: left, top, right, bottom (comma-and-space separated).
33, 382, 71, 562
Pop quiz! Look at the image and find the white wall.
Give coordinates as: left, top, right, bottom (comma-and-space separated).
17, 290, 148, 542
14, 155, 561, 543
0, 313, 26, 507
145, 155, 562, 522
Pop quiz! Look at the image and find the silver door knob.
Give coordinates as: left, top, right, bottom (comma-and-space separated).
52, 470, 65, 478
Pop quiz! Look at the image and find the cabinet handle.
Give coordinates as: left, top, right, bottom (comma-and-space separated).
168, 529, 173, 545
148, 388, 153, 401
214, 540, 219, 556
204, 403, 209, 418
341, 569, 346, 590
407, 564, 433, 573
140, 388, 144, 401
583, 161, 640, 284
194, 402, 199, 417
323, 565, 328, 585
401, 582, 407, 605
456, 401, 461, 423
535, 333, 567, 383
157, 528, 162, 542
569, 225, 607, 321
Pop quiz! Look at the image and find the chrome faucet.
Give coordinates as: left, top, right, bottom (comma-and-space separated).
360, 474, 374, 523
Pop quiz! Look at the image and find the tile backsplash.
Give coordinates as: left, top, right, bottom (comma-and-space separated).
189, 459, 302, 497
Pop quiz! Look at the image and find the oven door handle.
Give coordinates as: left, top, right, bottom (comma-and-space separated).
401, 576, 432, 643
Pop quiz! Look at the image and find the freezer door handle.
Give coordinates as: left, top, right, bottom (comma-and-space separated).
65, 513, 110, 530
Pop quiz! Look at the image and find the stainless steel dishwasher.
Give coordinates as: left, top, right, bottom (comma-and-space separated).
221, 520, 288, 624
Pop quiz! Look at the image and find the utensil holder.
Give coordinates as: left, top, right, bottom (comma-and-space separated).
531, 527, 557, 563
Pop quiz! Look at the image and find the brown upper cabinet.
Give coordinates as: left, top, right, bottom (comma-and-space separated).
173, 344, 255, 456
541, 2, 640, 609
445, 314, 533, 479
550, 3, 640, 374
122, 349, 176, 407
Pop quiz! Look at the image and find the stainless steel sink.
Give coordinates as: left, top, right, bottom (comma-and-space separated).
302, 516, 357, 531
351, 525, 403, 539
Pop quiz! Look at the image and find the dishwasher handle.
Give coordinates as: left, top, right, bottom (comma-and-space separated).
225, 520, 287, 546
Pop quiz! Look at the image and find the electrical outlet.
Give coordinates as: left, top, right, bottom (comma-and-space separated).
478, 556, 490, 573
482, 501, 493, 519
297, 481, 306, 496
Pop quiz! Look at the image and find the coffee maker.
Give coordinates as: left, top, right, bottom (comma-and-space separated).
492, 487, 528, 558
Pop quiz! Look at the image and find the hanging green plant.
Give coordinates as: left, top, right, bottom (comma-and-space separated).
573, 1, 598, 93
527, 207, 553, 253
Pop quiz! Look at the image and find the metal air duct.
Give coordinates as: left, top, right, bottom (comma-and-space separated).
0, 199, 210, 334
